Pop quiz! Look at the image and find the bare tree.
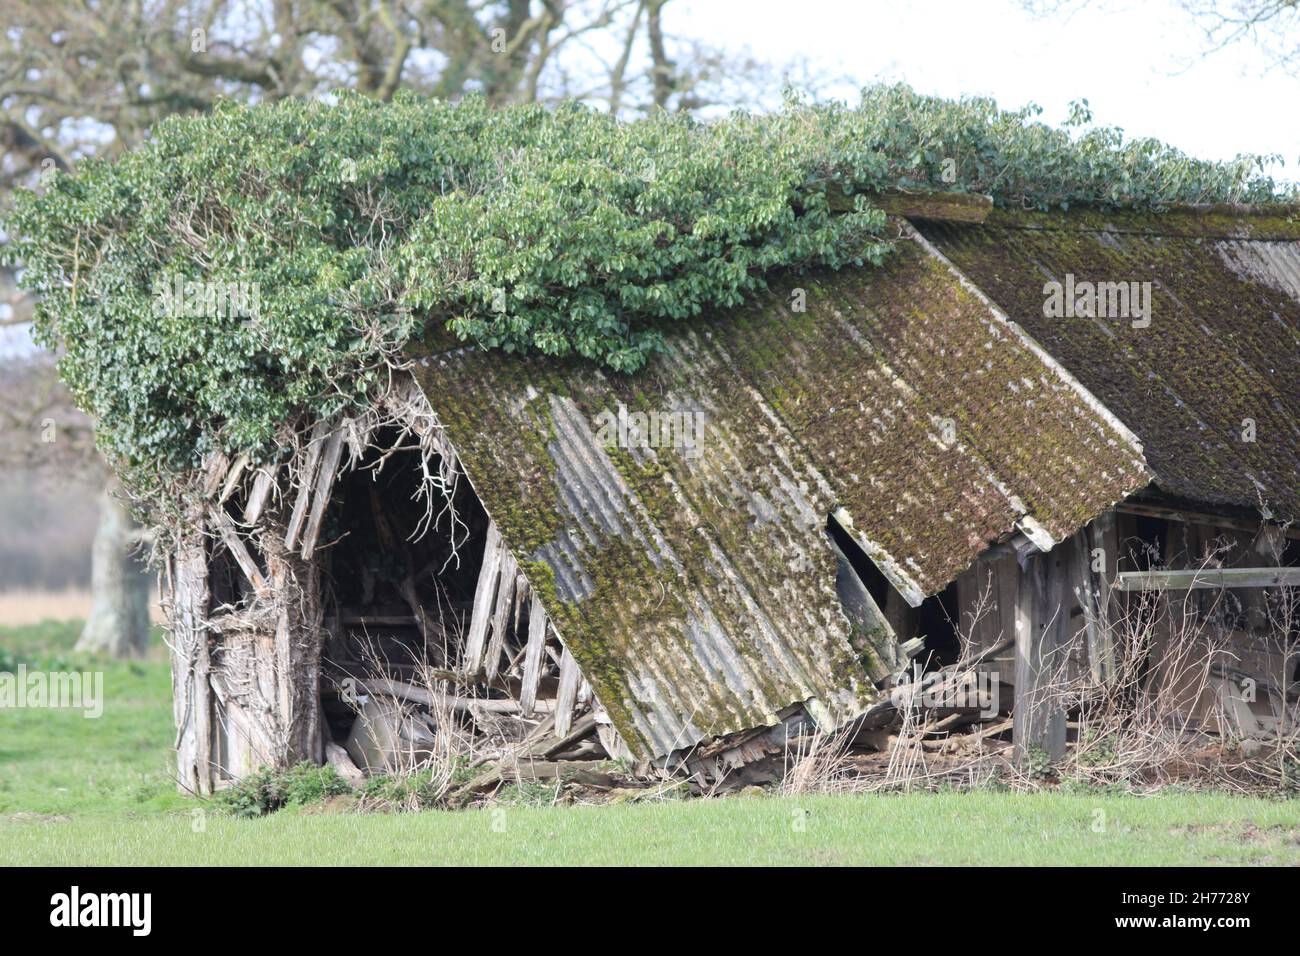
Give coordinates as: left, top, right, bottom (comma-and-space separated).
1178, 0, 1300, 73
1025, 0, 1300, 74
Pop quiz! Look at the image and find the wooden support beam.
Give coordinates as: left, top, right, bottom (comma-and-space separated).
1084, 512, 1117, 683
1115, 502, 1300, 541
519, 593, 548, 717
210, 508, 270, 599
1114, 566, 1300, 591
1013, 546, 1068, 763
243, 462, 279, 525
461, 521, 504, 674
484, 550, 518, 681
299, 427, 346, 559
555, 647, 580, 737
284, 420, 331, 550
171, 530, 213, 795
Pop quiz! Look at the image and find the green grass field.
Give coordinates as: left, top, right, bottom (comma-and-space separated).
2, 620, 1297, 866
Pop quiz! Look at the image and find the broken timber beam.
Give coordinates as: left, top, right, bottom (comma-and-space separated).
461, 521, 505, 674
299, 426, 347, 559
1114, 567, 1300, 591
447, 713, 600, 807
210, 507, 270, 599
243, 462, 280, 525
519, 593, 549, 717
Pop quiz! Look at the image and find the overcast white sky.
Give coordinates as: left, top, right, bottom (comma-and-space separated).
677, 0, 1299, 179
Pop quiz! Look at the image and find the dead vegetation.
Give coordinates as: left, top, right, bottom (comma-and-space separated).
291, 552, 1296, 815
771, 548, 1299, 800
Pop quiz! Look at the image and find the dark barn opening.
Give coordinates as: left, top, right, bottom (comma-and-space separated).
316, 427, 491, 745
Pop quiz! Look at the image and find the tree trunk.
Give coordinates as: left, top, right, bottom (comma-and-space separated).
76, 482, 150, 657
646, 0, 675, 109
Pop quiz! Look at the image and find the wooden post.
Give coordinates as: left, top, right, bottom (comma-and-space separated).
170, 527, 213, 795
1085, 514, 1117, 683
1013, 546, 1068, 763
266, 538, 324, 768
184, 523, 323, 787
462, 521, 504, 674
519, 594, 549, 717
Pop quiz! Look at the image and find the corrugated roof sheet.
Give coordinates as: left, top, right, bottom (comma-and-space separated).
413, 327, 874, 759
409, 225, 1148, 758
922, 207, 1300, 520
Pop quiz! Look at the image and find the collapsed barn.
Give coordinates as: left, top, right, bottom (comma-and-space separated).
165, 195, 1300, 796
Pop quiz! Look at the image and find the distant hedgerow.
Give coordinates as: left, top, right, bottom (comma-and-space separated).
6, 84, 1291, 497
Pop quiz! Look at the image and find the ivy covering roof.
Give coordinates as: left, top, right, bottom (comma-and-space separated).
8, 85, 1293, 500
923, 205, 1300, 520
410, 222, 1150, 757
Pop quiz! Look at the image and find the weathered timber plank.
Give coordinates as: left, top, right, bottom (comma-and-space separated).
1013, 544, 1069, 763
210, 508, 270, 599
519, 594, 549, 717
201, 451, 230, 499
1114, 566, 1300, 591
284, 420, 331, 549
171, 530, 213, 795
243, 462, 280, 525
217, 453, 249, 505
555, 647, 580, 737
483, 549, 518, 681
461, 521, 504, 674
300, 427, 347, 559
1115, 502, 1300, 542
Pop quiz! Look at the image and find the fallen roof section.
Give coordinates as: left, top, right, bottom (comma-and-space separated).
921, 206, 1300, 521
412, 339, 876, 759
409, 223, 1149, 757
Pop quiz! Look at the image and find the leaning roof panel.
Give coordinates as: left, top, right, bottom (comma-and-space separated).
921, 206, 1300, 520
410, 224, 1149, 757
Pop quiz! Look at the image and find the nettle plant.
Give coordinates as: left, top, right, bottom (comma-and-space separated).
6, 84, 1291, 499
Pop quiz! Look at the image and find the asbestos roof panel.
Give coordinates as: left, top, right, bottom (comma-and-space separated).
409, 227, 1149, 758
921, 208, 1300, 520
412, 337, 875, 759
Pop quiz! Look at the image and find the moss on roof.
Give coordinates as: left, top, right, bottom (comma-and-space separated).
923, 211, 1300, 520
984, 204, 1300, 241
409, 224, 1150, 755
413, 333, 875, 757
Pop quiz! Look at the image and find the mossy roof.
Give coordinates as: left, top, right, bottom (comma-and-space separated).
409, 224, 1149, 758
921, 206, 1300, 520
